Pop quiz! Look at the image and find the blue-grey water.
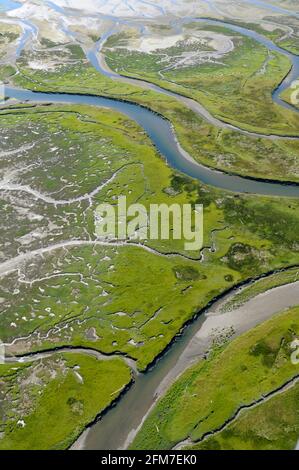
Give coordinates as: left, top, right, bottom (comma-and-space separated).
188, 18, 299, 114
0, 0, 21, 12
246, 0, 299, 18
15, 20, 39, 58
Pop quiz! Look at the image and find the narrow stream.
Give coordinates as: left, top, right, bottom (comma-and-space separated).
76, 279, 299, 450
92, 16, 299, 115
1, 1, 299, 451
245, 0, 299, 19
189, 18, 299, 114
68, 10, 299, 449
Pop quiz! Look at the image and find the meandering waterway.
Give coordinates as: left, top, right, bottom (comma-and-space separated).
1, 1, 299, 450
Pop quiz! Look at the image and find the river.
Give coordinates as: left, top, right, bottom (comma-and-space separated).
1, 0, 299, 451
73, 277, 299, 450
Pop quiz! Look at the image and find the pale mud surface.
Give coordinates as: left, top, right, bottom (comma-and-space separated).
0, 22, 21, 63
157, 280, 299, 398
0, 0, 298, 452
123, 281, 299, 450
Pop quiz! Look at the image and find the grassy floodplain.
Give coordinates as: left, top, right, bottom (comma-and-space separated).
0, 99, 299, 448
221, 266, 299, 312
0, 354, 131, 450
131, 306, 299, 450
10, 36, 299, 183
103, 23, 299, 136
0, 22, 21, 81
1, 103, 299, 368
0, 23, 20, 53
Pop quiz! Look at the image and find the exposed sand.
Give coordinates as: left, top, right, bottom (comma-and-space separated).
157, 280, 299, 398
122, 29, 234, 57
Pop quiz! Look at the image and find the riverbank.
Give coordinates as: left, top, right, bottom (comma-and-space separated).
72, 275, 299, 450
6, 86, 299, 197
131, 304, 299, 450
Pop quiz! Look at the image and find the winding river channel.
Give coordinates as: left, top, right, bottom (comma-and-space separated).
0, 1, 21, 12
6, 86, 299, 198
74, 277, 299, 450
1, 0, 299, 451
92, 16, 299, 115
